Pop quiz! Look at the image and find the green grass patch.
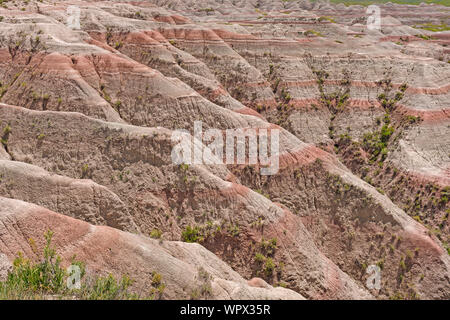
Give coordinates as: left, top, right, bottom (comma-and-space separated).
414, 23, 450, 32
0, 231, 163, 300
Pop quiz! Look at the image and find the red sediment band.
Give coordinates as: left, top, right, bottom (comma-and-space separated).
158, 28, 223, 41
221, 38, 309, 46
240, 81, 273, 89
153, 15, 177, 25
196, 87, 228, 100
283, 98, 380, 109
0, 49, 10, 62
220, 182, 251, 199
395, 104, 450, 124
278, 144, 336, 170
85, 38, 116, 52
0, 49, 45, 66
287, 98, 320, 108
405, 84, 450, 95
88, 32, 108, 44
289, 98, 381, 110
75, 52, 158, 75
171, 15, 192, 25
347, 99, 380, 109
281, 80, 317, 88
234, 107, 265, 119
0, 207, 92, 259
294, 38, 314, 43
119, 31, 161, 45
159, 27, 303, 45
400, 226, 444, 256
37, 53, 80, 75
142, 30, 170, 43
281, 80, 450, 95
400, 168, 450, 188
88, 30, 167, 45
428, 33, 450, 40
246, 98, 278, 108
211, 29, 258, 41
286, 98, 448, 123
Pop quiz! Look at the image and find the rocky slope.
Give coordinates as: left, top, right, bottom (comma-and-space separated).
0, 0, 448, 299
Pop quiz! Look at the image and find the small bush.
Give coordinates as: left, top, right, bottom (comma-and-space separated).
85, 274, 136, 300
0, 231, 66, 297
181, 226, 203, 243
0, 231, 153, 300
264, 258, 275, 275
150, 229, 162, 239
255, 253, 265, 263
81, 164, 89, 178
151, 272, 162, 287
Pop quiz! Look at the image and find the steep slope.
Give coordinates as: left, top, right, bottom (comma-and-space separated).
0, 0, 448, 300
0, 196, 304, 299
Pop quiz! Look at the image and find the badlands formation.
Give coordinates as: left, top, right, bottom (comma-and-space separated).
0, 0, 448, 299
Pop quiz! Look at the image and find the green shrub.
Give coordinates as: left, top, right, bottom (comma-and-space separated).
0, 231, 66, 297
151, 272, 162, 287
264, 258, 275, 275
228, 224, 240, 237
0, 231, 149, 300
81, 164, 89, 178
85, 274, 136, 300
181, 225, 203, 243
399, 258, 406, 270
2, 124, 11, 136
150, 229, 162, 239
260, 238, 277, 256
255, 253, 265, 263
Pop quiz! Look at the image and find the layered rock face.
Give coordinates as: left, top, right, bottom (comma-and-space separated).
0, 0, 448, 299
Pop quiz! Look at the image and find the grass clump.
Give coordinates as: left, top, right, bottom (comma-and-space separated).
318, 16, 336, 23
150, 229, 162, 239
0, 231, 66, 299
362, 114, 394, 162
264, 258, 275, 276
0, 231, 157, 300
254, 253, 265, 263
260, 238, 277, 256
85, 274, 137, 300
304, 30, 323, 37
181, 225, 203, 243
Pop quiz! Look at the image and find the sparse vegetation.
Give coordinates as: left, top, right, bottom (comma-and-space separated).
181, 225, 203, 243
150, 229, 162, 239
81, 164, 89, 178
0, 231, 147, 300
1, 124, 11, 147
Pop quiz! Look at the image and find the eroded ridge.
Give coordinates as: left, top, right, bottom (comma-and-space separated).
0, 0, 448, 300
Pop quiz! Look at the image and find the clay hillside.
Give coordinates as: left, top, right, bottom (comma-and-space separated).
0, 0, 448, 300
